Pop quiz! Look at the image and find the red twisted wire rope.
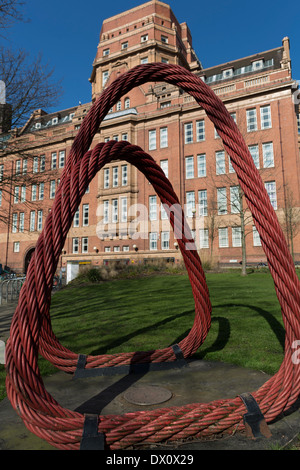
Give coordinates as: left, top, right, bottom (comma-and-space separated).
5, 63, 300, 450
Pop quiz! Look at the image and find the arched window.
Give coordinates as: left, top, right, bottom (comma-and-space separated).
124, 97, 130, 109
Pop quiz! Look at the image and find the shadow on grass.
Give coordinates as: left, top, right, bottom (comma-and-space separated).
89, 309, 195, 356
74, 303, 286, 416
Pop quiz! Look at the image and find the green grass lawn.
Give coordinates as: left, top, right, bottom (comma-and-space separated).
1, 269, 297, 401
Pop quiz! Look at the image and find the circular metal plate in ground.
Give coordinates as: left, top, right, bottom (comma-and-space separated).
124, 385, 172, 406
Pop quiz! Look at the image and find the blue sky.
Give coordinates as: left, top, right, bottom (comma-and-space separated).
2, 0, 299, 112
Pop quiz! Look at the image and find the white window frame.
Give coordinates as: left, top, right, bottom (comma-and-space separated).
246, 108, 257, 132
82, 204, 89, 226
112, 199, 118, 223
103, 200, 109, 224
160, 160, 168, 178
149, 232, 158, 250
113, 167, 118, 187
149, 129, 156, 150
185, 156, 194, 179
72, 237, 79, 254
262, 142, 274, 168
30, 211, 35, 232
217, 187, 227, 215
216, 150, 226, 175
104, 168, 110, 189
19, 212, 24, 232
184, 122, 193, 144
199, 228, 209, 249
160, 127, 168, 148
186, 191, 195, 218
51, 152, 57, 170
260, 105, 272, 129
121, 197, 127, 223
31, 184, 37, 201
161, 231, 170, 250
37, 210, 43, 231
12, 213, 18, 233
149, 195, 157, 221
59, 150, 65, 168
13, 241, 20, 253
121, 165, 128, 186
230, 186, 241, 214
196, 120, 205, 142
219, 227, 229, 248
82, 237, 88, 253
198, 189, 208, 216
248, 145, 260, 169
73, 208, 80, 227
232, 226, 242, 247
50, 180, 56, 199
265, 181, 277, 210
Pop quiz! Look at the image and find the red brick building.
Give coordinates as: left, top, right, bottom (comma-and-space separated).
0, 0, 299, 282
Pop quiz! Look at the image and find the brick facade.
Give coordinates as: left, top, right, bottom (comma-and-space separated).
0, 0, 299, 281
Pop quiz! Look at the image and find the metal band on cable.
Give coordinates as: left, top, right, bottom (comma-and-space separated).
80, 414, 105, 450
74, 345, 187, 379
239, 393, 272, 439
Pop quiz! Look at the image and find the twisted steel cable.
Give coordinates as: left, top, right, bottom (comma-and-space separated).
5, 63, 300, 449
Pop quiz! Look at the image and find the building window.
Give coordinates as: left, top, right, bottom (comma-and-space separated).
37, 210, 43, 231
103, 48, 110, 56
232, 226, 242, 247
15, 160, 21, 176
217, 187, 227, 215
72, 238, 79, 254
186, 191, 195, 217
161, 203, 168, 220
228, 157, 235, 173
113, 135, 119, 141
253, 226, 262, 246
260, 105, 272, 129
262, 142, 274, 168
19, 213, 24, 232
121, 133, 128, 141
160, 160, 168, 178
246, 108, 257, 132
20, 185, 26, 203
196, 120, 205, 142
230, 186, 241, 214
141, 34, 148, 42
161, 231, 170, 250
161, 57, 169, 64
12, 213, 18, 233
124, 97, 130, 109
104, 247, 111, 252
40, 155, 45, 172
59, 150, 65, 168
31, 184, 37, 201
198, 190, 208, 216
121, 197, 127, 223
149, 129, 156, 150
160, 127, 168, 148
219, 227, 229, 248
0, 164, 3, 181
199, 229, 209, 249
113, 246, 120, 252
184, 122, 193, 144
51, 152, 57, 170
149, 195, 157, 221
161, 35, 168, 44
297, 114, 300, 134
33, 156, 39, 173
82, 204, 89, 226
73, 208, 79, 227
265, 181, 277, 210
13, 242, 20, 253
113, 167, 118, 187
22, 159, 28, 175
104, 168, 110, 188
185, 156, 194, 179
82, 237, 88, 253
50, 180, 56, 199
112, 199, 118, 223
149, 232, 157, 250
216, 150, 226, 175
103, 200, 109, 224
248, 145, 260, 169
30, 211, 35, 232
117, 100, 122, 111
121, 165, 128, 186
140, 57, 148, 64
102, 70, 109, 87
14, 186, 19, 204
123, 246, 129, 252
121, 41, 128, 50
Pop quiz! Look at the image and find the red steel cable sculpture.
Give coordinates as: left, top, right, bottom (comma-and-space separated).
5, 63, 300, 449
